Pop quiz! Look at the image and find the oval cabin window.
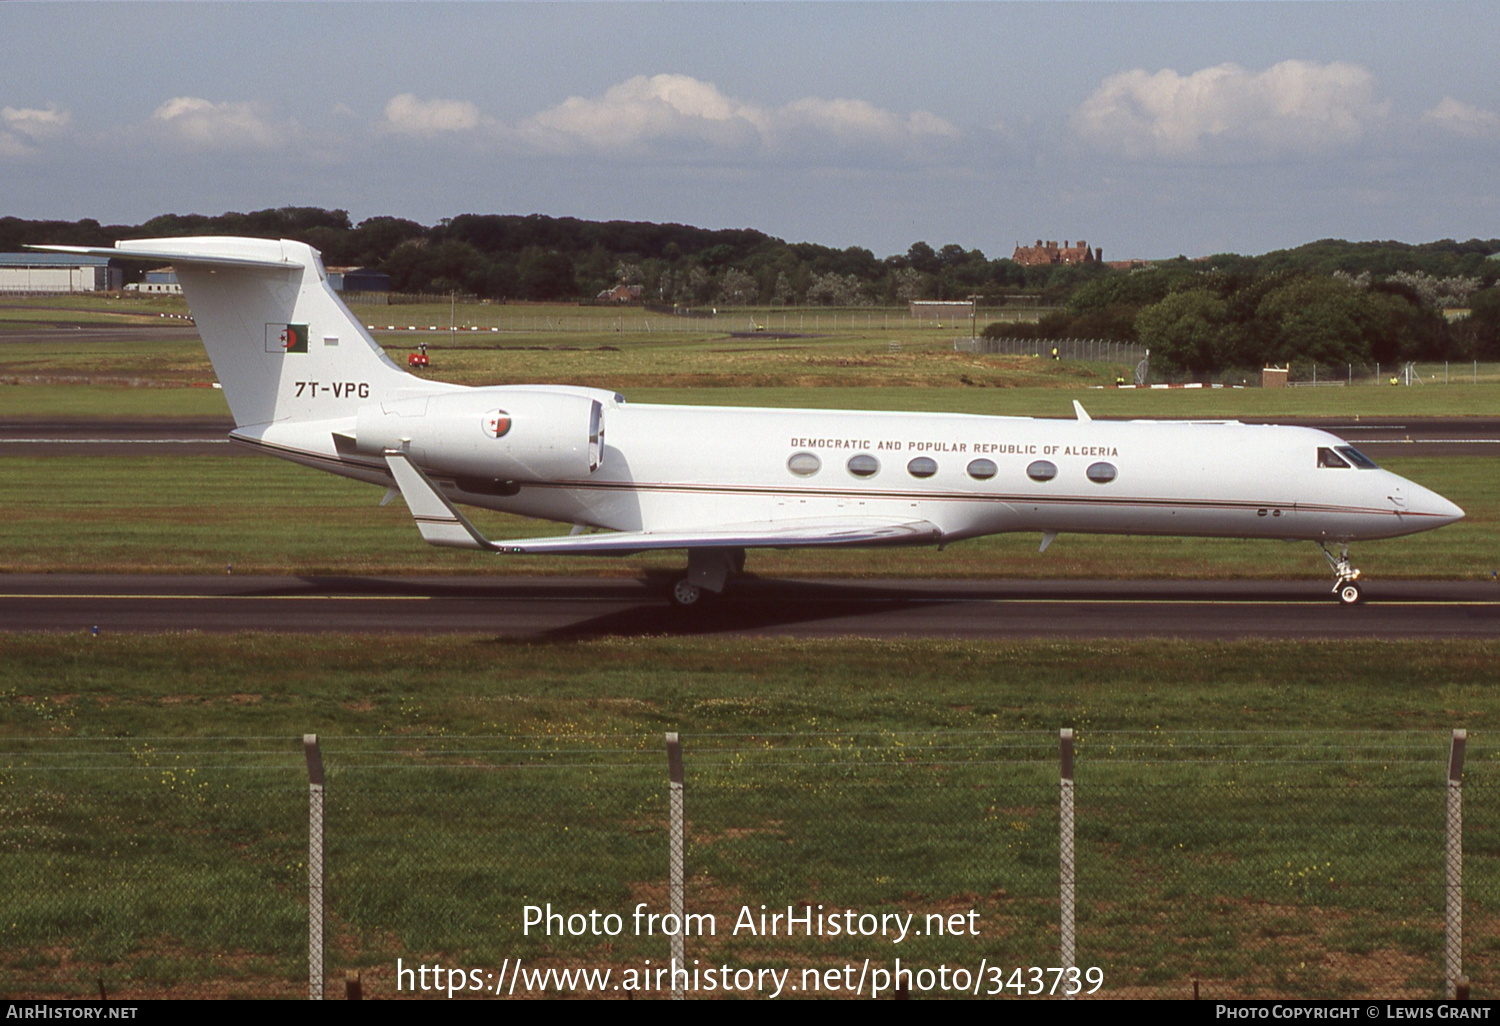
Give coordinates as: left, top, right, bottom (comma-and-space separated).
966, 459, 998, 480
847, 454, 880, 478
1027, 460, 1057, 482
787, 452, 821, 477
1086, 462, 1118, 484
907, 457, 938, 478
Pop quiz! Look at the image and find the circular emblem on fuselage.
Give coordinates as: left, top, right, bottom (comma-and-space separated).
482, 410, 512, 438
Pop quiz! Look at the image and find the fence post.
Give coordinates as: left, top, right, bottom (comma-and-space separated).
1060, 728, 1076, 997
666, 732, 686, 1000
304, 733, 325, 1001
1446, 728, 1466, 998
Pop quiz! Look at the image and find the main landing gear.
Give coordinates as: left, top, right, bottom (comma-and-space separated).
1318, 542, 1364, 605
670, 548, 746, 608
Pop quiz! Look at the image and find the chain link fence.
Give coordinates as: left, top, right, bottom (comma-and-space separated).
955, 336, 1147, 368
1, 730, 1492, 999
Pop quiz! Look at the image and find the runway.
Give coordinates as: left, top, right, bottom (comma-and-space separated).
2, 574, 1495, 639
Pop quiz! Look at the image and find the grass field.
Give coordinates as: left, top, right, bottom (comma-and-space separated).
4, 636, 1499, 999
3, 294, 1498, 416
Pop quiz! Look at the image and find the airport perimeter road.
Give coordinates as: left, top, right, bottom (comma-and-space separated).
1, 575, 1495, 640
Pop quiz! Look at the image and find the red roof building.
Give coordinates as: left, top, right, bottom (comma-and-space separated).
1011, 239, 1100, 267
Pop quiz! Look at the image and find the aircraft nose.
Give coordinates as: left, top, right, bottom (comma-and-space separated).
1411, 485, 1465, 527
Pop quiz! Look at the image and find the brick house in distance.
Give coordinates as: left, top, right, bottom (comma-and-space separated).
596, 284, 643, 303
1011, 240, 1101, 266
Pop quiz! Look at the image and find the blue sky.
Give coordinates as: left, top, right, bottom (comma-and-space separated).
3, 2, 1497, 260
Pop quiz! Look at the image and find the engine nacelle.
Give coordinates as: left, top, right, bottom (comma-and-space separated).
355, 388, 604, 480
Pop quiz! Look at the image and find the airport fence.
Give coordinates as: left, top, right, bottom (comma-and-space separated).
956, 336, 1147, 368
1, 730, 1493, 1000
1283, 360, 1500, 387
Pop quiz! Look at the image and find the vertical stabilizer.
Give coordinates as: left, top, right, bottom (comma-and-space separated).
34, 237, 434, 428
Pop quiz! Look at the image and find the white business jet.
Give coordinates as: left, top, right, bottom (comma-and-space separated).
36, 237, 1464, 606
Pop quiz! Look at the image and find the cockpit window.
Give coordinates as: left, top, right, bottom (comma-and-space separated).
1318, 447, 1351, 469
1336, 446, 1379, 469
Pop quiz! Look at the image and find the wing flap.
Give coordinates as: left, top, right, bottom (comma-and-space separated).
498, 517, 943, 554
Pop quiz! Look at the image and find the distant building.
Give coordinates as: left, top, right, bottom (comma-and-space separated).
596, 284, 643, 303
326, 267, 391, 294
136, 268, 182, 294
326, 267, 391, 305
0, 252, 122, 293
1011, 240, 1101, 267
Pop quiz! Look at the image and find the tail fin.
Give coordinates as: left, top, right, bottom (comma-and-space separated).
32, 237, 420, 428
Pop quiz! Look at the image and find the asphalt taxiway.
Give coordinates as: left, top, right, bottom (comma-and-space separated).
2, 574, 1495, 639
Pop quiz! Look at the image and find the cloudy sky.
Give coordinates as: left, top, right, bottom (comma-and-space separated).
3, 2, 1497, 260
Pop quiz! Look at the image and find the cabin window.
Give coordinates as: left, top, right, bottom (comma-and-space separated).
1336, 446, 1379, 469
1086, 461, 1117, 484
1318, 447, 1351, 469
787, 452, 821, 476
967, 458, 998, 480
847, 454, 880, 478
1027, 460, 1057, 482
907, 457, 938, 478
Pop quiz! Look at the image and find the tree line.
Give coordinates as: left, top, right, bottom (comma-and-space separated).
3, 207, 1497, 371
984, 251, 1500, 374
0, 207, 1088, 305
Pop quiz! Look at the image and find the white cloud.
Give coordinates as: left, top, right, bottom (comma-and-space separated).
3, 104, 71, 138
1421, 96, 1500, 140
512, 73, 958, 163
381, 94, 483, 136
1071, 60, 1388, 161
0, 104, 71, 158
151, 97, 286, 150
517, 74, 763, 156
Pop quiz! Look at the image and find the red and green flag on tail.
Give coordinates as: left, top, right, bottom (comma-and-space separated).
266, 323, 308, 353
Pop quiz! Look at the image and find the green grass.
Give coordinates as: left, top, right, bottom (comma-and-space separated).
0, 452, 1488, 579
3, 636, 1499, 998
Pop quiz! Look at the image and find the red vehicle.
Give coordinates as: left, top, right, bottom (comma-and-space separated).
407, 342, 429, 368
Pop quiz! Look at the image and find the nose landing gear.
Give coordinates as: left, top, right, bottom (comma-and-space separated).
1318, 543, 1364, 605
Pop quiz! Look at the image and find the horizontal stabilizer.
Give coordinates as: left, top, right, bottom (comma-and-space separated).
28, 239, 304, 270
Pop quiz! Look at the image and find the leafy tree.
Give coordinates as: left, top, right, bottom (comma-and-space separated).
1253, 277, 1372, 366
1454, 286, 1500, 359
1135, 290, 1230, 379
905, 241, 939, 274
517, 248, 577, 300
716, 268, 759, 306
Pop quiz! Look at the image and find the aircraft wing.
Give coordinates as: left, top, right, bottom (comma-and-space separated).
383, 451, 942, 553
